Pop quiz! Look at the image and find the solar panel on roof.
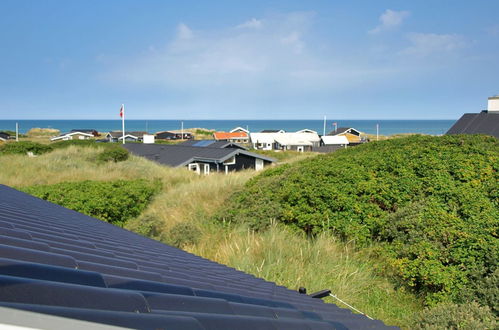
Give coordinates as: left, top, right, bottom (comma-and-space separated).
193, 140, 215, 147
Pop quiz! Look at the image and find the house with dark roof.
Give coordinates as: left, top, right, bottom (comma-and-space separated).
123, 144, 275, 174
446, 96, 499, 138
70, 129, 99, 137
156, 131, 194, 140
260, 129, 285, 133
106, 131, 148, 142
0, 184, 394, 329
50, 131, 94, 141
327, 128, 363, 144
0, 132, 10, 141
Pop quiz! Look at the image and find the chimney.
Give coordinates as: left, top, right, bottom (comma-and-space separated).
487, 96, 499, 112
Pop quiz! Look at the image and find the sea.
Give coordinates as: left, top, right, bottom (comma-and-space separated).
0, 119, 455, 136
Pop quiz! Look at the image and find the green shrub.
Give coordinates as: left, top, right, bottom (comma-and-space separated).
411, 302, 497, 329
21, 179, 161, 226
0, 141, 53, 155
97, 147, 129, 162
163, 222, 201, 248
217, 135, 499, 307
51, 139, 101, 149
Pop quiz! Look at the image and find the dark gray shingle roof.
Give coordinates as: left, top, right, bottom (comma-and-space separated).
446, 112, 499, 138
123, 144, 272, 167
0, 184, 395, 329
327, 128, 361, 136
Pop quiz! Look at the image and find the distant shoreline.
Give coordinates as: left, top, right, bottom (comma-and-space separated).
0, 119, 455, 136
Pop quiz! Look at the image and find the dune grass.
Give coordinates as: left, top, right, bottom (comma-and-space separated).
190, 224, 421, 326
0, 145, 197, 188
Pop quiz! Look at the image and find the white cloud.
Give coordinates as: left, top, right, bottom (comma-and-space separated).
236, 18, 263, 29
369, 9, 409, 34
177, 23, 193, 40
100, 11, 467, 115
401, 33, 466, 56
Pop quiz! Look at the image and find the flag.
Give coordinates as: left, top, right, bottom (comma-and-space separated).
119, 105, 124, 118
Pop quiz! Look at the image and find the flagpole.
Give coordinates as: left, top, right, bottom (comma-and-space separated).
122, 104, 125, 144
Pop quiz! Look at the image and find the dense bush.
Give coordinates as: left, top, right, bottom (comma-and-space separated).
0, 141, 53, 155
22, 179, 160, 226
411, 302, 497, 329
97, 147, 129, 162
217, 135, 499, 307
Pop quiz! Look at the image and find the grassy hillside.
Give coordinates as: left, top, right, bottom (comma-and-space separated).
218, 135, 498, 311
5, 141, 495, 327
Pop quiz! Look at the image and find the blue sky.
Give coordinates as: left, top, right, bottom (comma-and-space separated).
1, 0, 498, 120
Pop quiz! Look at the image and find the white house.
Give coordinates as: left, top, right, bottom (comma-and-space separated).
250, 132, 321, 152
106, 131, 148, 142
50, 131, 94, 141
230, 127, 250, 134
296, 129, 318, 134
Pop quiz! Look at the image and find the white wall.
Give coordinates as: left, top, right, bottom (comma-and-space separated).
488, 97, 499, 112
143, 135, 155, 144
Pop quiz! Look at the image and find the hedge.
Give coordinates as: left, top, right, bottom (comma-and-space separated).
22, 179, 161, 226
217, 135, 499, 308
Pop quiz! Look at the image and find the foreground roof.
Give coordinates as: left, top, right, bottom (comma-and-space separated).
123, 144, 273, 167
0, 185, 394, 329
446, 112, 499, 138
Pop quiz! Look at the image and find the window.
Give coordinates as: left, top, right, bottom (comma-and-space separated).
204, 164, 210, 175
223, 156, 236, 165
188, 163, 200, 174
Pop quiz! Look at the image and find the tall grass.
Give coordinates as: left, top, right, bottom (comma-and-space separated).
0, 145, 196, 187
190, 224, 420, 326
125, 171, 254, 238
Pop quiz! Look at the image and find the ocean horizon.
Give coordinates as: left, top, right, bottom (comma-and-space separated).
0, 119, 456, 136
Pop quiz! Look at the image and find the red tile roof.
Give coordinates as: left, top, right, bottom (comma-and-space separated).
213, 132, 248, 140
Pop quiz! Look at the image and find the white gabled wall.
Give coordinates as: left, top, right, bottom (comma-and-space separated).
488, 96, 499, 112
